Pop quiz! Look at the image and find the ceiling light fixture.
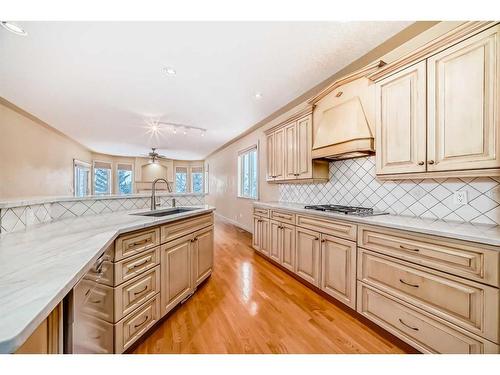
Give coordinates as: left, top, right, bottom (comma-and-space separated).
163, 67, 176, 76
1, 21, 28, 36
254, 92, 263, 100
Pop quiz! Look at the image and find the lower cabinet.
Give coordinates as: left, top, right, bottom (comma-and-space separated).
269, 220, 296, 271
320, 234, 357, 309
253, 216, 270, 256
295, 227, 321, 287
193, 226, 214, 286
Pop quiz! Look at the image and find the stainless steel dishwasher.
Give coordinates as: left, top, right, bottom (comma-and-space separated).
64, 251, 115, 354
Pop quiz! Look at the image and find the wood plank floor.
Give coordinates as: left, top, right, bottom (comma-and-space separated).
132, 218, 417, 354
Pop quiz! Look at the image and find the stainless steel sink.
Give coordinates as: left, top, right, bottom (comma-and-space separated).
131, 207, 198, 217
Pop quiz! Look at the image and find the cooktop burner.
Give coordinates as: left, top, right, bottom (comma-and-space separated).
303, 204, 388, 217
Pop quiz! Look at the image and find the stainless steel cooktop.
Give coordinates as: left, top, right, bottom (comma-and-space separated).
303, 204, 388, 217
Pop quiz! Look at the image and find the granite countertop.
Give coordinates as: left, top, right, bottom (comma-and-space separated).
0, 192, 207, 209
0, 205, 215, 353
254, 201, 500, 248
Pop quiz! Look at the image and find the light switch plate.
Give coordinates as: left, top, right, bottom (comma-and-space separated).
453, 190, 468, 206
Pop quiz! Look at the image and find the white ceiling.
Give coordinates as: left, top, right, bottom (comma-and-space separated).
0, 21, 411, 160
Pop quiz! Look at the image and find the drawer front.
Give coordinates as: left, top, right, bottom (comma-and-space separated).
358, 249, 499, 342
115, 228, 160, 261
115, 294, 161, 353
296, 214, 356, 241
115, 266, 160, 321
115, 247, 160, 286
270, 209, 296, 224
161, 213, 213, 243
73, 314, 114, 354
358, 225, 499, 287
253, 207, 269, 218
357, 283, 499, 354
74, 278, 114, 323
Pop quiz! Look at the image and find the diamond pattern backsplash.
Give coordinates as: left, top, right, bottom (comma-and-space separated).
279, 156, 500, 225
0, 194, 205, 233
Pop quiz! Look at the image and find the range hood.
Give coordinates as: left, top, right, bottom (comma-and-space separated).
312, 96, 375, 160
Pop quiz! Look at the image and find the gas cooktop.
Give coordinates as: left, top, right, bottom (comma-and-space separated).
303, 204, 388, 217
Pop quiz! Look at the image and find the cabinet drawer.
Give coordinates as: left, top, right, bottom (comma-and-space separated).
114, 228, 160, 261
357, 283, 499, 354
115, 294, 161, 353
114, 247, 160, 286
270, 209, 296, 224
74, 278, 114, 323
358, 225, 499, 287
253, 207, 269, 218
358, 248, 499, 342
114, 266, 160, 321
296, 214, 356, 241
161, 213, 213, 243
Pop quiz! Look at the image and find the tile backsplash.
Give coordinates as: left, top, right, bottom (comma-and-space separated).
279, 156, 500, 225
0, 194, 205, 234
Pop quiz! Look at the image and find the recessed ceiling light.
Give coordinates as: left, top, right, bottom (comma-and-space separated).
163, 67, 176, 76
254, 92, 263, 100
1, 21, 27, 36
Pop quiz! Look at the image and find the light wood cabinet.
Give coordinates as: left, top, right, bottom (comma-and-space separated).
427, 25, 500, 172
295, 227, 321, 286
375, 61, 427, 175
192, 226, 214, 286
269, 220, 282, 263
320, 234, 357, 308
373, 23, 500, 179
160, 235, 193, 316
252, 216, 270, 256
269, 220, 296, 271
265, 110, 328, 183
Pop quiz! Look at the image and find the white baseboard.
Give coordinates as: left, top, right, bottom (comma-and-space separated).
214, 212, 252, 233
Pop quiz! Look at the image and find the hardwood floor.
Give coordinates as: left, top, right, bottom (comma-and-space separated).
132, 218, 417, 354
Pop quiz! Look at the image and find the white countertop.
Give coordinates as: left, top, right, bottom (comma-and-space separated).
0, 193, 206, 209
255, 201, 500, 247
0, 205, 215, 353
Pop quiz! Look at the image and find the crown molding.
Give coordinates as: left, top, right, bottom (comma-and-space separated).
307, 60, 386, 105
264, 106, 314, 135
368, 21, 498, 82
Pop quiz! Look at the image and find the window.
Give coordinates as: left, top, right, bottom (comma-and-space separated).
117, 163, 133, 195
175, 166, 188, 193
238, 145, 258, 199
191, 166, 204, 194
74, 159, 90, 197
93, 161, 112, 195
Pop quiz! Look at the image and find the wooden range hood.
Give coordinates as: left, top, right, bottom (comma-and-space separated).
308, 60, 384, 160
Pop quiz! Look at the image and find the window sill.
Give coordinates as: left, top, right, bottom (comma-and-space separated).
237, 195, 259, 201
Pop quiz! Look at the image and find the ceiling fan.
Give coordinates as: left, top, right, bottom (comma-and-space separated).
144, 148, 166, 163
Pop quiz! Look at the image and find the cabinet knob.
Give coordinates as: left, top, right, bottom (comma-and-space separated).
417, 161, 424, 166
428, 160, 435, 165
314, 237, 319, 241
321, 239, 326, 243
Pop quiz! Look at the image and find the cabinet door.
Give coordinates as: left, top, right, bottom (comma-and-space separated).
295, 227, 321, 286
281, 223, 296, 272
296, 115, 313, 179
266, 133, 275, 181
193, 226, 214, 286
259, 218, 270, 256
284, 122, 297, 179
252, 216, 261, 251
375, 60, 427, 175
427, 25, 500, 172
160, 235, 193, 316
320, 234, 357, 309
269, 220, 282, 262
273, 128, 285, 180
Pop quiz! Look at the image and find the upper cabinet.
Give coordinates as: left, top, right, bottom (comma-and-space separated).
371, 22, 500, 179
265, 108, 328, 183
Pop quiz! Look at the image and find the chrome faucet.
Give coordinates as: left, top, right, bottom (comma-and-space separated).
150, 178, 172, 210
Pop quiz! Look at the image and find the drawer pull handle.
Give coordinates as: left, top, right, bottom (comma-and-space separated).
128, 258, 150, 270
134, 315, 149, 329
398, 318, 419, 331
133, 285, 148, 296
417, 161, 424, 166
428, 160, 435, 165
130, 238, 149, 248
399, 279, 419, 288
399, 245, 420, 252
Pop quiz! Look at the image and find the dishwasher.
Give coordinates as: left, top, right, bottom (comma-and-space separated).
64, 250, 115, 354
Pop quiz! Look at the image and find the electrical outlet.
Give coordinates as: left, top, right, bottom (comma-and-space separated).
453, 190, 468, 206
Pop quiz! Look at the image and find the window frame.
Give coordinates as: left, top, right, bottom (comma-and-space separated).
73, 159, 91, 197
116, 163, 134, 195
190, 166, 204, 194
237, 144, 259, 200
92, 160, 113, 195
174, 165, 189, 194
